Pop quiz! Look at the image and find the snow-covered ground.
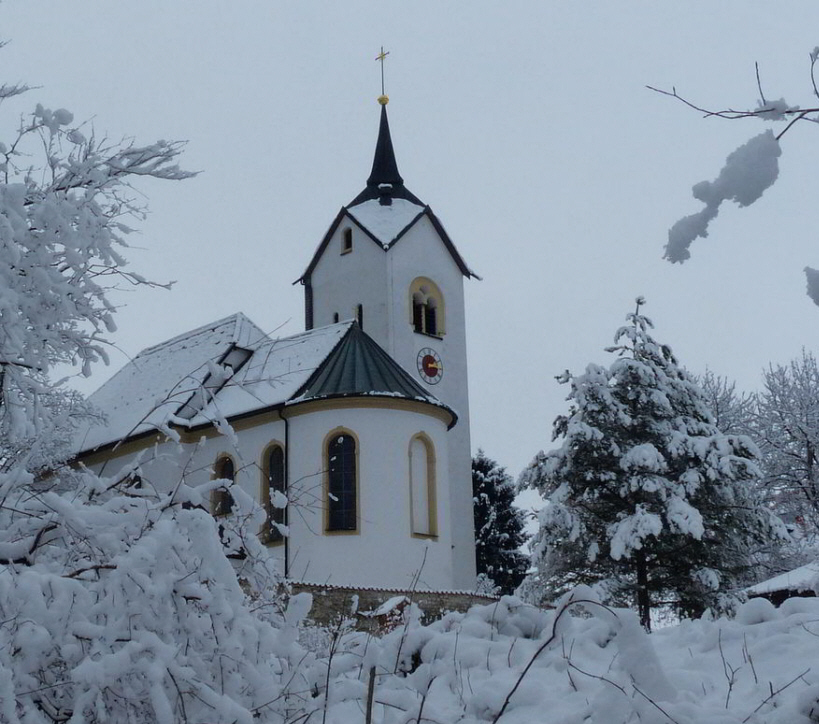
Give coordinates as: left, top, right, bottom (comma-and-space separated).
299, 587, 819, 723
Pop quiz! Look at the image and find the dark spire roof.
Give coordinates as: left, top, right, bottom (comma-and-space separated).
349, 104, 423, 207
368, 104, 403, 187
290, 323, 456, 427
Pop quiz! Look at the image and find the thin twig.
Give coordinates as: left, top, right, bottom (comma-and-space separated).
742, 669, 811, 723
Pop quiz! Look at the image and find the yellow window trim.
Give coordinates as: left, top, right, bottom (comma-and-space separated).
260, 441, 286, 547
408, 432, 438, 539
409, 276, 446, 336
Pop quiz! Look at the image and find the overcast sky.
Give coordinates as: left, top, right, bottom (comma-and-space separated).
5, 2, 819, 491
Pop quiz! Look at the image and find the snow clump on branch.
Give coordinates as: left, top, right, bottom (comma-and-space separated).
665, 130, 781, 263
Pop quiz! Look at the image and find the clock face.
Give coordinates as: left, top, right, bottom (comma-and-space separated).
417, 347, 443, 385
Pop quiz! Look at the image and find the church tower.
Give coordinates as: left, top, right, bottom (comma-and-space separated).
298, 98, 479, 589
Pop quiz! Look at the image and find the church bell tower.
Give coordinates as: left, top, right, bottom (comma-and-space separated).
297, 93, 479, 590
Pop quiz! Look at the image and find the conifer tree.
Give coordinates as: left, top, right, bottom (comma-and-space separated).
519, 299, 783, 628
472, 449, 529, 594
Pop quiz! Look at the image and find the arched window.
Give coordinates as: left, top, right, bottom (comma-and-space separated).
333, 312, 340, 323
261, 444, 286, 544
342, 227, 353, 254
212, 455, 235, 517
326, 431, 358, 532
409, 434, 437, 537
355, 304, 363, 329
409, 278, 445, 337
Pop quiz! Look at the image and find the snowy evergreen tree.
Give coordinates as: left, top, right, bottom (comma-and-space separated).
520, 299, 783, 629
472, 450, 529, 595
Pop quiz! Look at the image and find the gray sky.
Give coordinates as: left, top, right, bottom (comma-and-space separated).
5, 1, 819, 484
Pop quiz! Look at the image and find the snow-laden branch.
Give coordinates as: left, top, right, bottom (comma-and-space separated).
655, 47, 819, 306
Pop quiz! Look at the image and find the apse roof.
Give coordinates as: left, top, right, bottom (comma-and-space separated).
292, 323, 448, 412
74, 316, 453, 456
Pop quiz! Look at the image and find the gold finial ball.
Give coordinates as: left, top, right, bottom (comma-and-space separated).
377, 94, 389, 106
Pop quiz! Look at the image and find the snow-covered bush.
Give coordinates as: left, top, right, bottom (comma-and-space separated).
0, 71, 310, 722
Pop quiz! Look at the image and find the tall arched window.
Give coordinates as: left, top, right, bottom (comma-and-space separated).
409, 278, 445, 337
326, 430, 358, 532
409, 434, 437, 537
212, 455, 235, 517
261, 443, 286, 544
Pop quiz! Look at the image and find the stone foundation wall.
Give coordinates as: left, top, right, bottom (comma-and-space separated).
290, 581, 499, 632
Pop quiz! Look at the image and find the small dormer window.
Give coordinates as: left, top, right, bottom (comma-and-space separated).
342, 228, 353, 254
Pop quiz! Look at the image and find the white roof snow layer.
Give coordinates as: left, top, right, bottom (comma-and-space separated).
347, 198, 425, 245
73, 315, 350, 453
747, 560, 819, 596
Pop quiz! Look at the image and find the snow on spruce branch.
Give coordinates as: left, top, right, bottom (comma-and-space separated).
653, 46, 819, 305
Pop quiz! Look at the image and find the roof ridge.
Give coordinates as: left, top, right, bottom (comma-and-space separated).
138, 312, 257, 357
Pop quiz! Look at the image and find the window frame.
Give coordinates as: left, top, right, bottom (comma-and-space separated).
341, 227, 353, 255
260, 442, 286, 546
323, 427, 360, 535
408, 433, 438, 539
211, 454, 236, 518
409, 277, 445, 337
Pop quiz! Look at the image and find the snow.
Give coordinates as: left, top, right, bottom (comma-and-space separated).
804, 266, 819, 305
666, 130, 781, 263
73, 313, 267, 451
347, 198, 425, 245
73, 317, 350, 452
746, 560, 819, 596
291, 592, 819, 723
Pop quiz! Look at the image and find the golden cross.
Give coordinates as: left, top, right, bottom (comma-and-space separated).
375, 46, 390, 99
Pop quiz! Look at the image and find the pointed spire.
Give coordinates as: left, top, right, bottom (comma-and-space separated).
348, 104, 423, 207
366, 104, 403, 187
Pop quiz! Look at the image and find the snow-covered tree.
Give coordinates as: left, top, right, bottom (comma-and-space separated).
654, 46, 819, 305
472, 449, 529, 595
0, 69, 312, 722
756, 351, 819, 533
520, 299, 783, 629
694, 370, 756, 437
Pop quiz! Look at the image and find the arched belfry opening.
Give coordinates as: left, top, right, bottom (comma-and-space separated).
410, 277, 444, 337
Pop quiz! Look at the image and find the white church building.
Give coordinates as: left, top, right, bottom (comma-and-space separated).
75, 98, 479, 592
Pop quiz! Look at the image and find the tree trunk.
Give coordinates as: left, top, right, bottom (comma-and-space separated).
635, 549, 651, 632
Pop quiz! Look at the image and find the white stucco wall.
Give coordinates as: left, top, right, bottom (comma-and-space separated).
80, 398, 457, 590
285, 402, 453, 590
386, 215, 476, 590
306, 209, 477, 590
309, 217, 389, 339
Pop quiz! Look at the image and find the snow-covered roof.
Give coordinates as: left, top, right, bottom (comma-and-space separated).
184, 321, 353, 426
347, 198, 425, 245
74, 315, 451, 455
746, 561, 819, 596
73, 313, 267, 452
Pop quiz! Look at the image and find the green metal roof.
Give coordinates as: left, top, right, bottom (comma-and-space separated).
289, 323, 456, 426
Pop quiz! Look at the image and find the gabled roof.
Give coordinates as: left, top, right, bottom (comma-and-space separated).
74, 317, 454, 455
296, 104, 478, 284
73, 313, 267, 452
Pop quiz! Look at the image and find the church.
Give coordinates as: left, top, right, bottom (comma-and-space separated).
74, 95, 479, 593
